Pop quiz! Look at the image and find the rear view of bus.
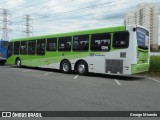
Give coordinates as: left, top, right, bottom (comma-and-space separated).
0, 40, 8, 65
104, 25, 150, 75
131, 25, 150, 74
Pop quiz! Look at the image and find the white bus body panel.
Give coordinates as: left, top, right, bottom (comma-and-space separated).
40, 25, 147, 75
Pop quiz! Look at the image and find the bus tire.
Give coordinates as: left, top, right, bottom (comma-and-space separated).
16, 58, 21, 68
61, 60, 71, 74
76, 61, 88, 76
0, 61, 5, 65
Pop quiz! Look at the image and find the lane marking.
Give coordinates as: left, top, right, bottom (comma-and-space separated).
44, 72, 52, 76
114, 79, 122, 85
147, 77, 160, 83
22, 70, 31, 72
74, 75, 79, 79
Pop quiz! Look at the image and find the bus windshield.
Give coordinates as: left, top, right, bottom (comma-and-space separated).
1, 41, 8, 49
136, 27, 149, 49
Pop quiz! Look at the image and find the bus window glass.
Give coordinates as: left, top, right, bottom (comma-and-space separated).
37, 39, 46, 55
58, 37, 71, 51
91, 33, 111, 51
113, 31, 129, 48
20, 41, 27, 55
73, 35, 89, 51
137, 27, 149, 49
47, 38, 57, 51
28, 40, 36, 55
7, 42, 13, 58
14, 42, 20, 55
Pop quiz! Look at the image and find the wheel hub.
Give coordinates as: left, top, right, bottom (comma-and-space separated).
78, 64, 85, 73
17, 60, 20, 67
63, 63, 69, 72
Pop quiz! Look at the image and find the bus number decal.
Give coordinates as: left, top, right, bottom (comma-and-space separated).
101, 46, 108, 51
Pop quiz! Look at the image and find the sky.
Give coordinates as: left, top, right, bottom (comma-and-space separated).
0, 0, 159, 43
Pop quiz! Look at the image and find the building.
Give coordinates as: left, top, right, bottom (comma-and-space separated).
125, 3, 159, 50
125, 11, 136, 25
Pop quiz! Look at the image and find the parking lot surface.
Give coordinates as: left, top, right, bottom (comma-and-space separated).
0, 65, 160, 120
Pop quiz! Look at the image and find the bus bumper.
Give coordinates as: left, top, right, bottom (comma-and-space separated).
131, 63, 149, 74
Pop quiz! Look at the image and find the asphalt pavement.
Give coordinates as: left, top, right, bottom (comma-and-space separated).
0, 65, 160, 120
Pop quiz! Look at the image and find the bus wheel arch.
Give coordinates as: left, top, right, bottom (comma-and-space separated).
15, 57, 21, 68
60, 59, 72, 74
75, 60, 88, 76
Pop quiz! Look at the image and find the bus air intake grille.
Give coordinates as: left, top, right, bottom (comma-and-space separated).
106, 59, 123, 74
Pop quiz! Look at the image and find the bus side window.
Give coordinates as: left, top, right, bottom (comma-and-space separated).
58, 37, 71, 51
73, 35, 89, 51
37, 39, 46, 55
14, 41, 20, 55
28, 40, 36, 55
113, 31, 129, 48
20, 41, 27, 55
46, 38, 57, 51
91, 33, 111, 51
7, 42, 13, 58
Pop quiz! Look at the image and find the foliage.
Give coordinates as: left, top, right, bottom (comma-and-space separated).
149, 56, 160, 71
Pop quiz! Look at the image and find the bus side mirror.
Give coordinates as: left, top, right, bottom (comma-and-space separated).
133, 28, 136, 32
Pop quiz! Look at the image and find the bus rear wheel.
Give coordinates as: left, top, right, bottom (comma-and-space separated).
16, 58, 21, 68
61, 60, 71, 74
76, 61, 88, 76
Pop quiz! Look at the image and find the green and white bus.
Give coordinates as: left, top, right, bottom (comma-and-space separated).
7, 25, 150, 75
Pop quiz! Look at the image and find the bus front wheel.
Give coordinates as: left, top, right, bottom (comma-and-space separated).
76, 61, 88, 76
16, 58, 21, 68
61, 60, 71, 74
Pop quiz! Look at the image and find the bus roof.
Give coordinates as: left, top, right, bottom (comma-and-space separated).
11, 25, 126, 42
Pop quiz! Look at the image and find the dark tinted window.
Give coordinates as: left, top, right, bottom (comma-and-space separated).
28, 40, 36, 55
73, 35, 89, 51
58, 37, 71, 51
91, 33, 111, 51
14, 42, 20, 55
7, 42, 13, 58
47, 38, 57, 51
37, 39, 46, 55
20, 41, 27, 55
113, 31, 129, 48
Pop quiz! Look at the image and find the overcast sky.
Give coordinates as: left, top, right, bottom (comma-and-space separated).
0, 0, 159, 43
